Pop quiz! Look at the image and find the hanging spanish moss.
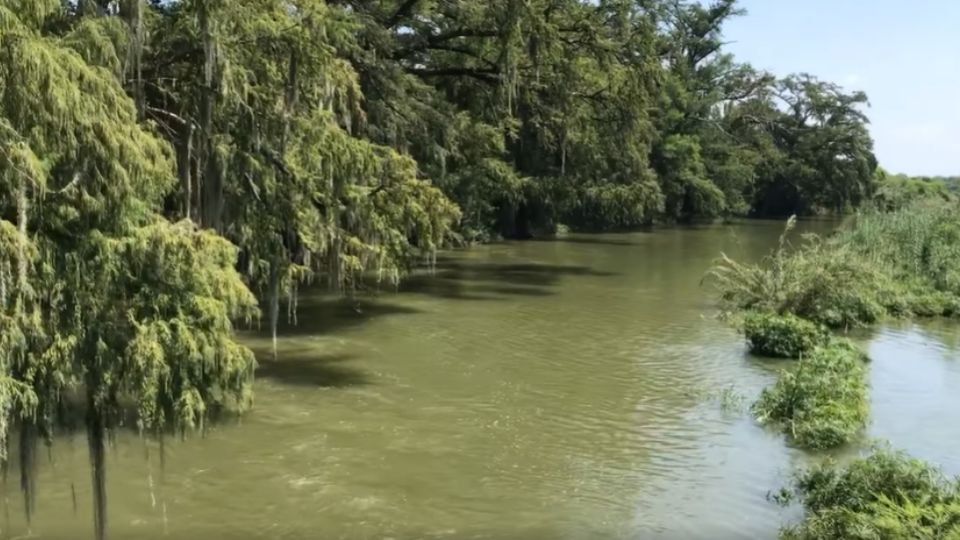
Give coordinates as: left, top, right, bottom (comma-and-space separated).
0, 2, 260, 538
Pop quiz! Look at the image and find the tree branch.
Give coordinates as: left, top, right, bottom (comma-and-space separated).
405, 67, 501, 83
393, 43, 496, 70
384, 0, 420, 29
146, 106, 195, 129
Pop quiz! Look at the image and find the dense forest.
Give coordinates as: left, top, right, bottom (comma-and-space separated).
0, 0, 900, 538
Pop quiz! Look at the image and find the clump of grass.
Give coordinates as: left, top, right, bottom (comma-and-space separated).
753, 340, 868, 450
743, 312, 828, 358
716, 385, 747, 413
708, 218, 895, 330
685, 384, 747, 414
779, 449, 960, 539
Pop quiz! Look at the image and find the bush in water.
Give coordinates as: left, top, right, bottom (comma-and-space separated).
742, 312, 828, 358
753, 340, 868, 450
779, 449, 960, 540
708, 218, 893, 330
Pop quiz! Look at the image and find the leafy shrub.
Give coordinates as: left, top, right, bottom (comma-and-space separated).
753, 341, 868, 450
780, 449, 960, 540
743, 312, 827, 358
905, 290, 955, 317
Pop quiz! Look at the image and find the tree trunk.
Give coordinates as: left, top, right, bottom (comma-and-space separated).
87, 410, 108, 540
268, 260, 281, 358
19, 423, 36, 525
198, 0, 222, 231
177, 122, 195, 220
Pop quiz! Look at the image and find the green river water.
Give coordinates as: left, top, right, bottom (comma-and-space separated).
5, 220, 960, 539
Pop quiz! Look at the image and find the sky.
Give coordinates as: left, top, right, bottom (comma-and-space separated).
721, 0, 959, 176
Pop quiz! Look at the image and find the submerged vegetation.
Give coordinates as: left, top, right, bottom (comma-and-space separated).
742, 312, 828, 358
779, 449, 960, 540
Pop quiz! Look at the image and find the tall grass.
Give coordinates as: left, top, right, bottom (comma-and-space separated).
708, 200, 960, 329
779, 449, 960, 539
842, 203, 960, 304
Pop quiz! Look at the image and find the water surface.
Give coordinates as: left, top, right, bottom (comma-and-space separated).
7, 220, 959, 539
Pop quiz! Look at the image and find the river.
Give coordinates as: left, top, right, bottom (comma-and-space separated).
6, 220, 960, 539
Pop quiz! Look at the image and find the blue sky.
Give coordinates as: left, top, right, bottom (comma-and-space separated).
721, 0, 959, 176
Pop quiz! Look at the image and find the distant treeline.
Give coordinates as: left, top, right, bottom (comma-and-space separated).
874, 170, 960, 210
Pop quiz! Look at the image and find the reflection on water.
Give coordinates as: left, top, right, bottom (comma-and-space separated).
6, 219, 959, 539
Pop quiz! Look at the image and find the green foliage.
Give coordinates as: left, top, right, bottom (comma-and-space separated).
710, 200, 960, 329
536, 176, 665, 232
2, 0, 881, 245
657, 134, 726, 218
873, 169, 954, 211
0, 3, 259, 537
750, 75, 877, 217
348, 0, 876, 235
780, 449, 960, 540
742, 312, 827, 358
97, 220, 258, 432
841, 203, 960, 303
709, 217, 893, 329
753, 341, 868, 450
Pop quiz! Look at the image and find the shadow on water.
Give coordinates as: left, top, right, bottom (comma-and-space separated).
398, 259, 617, 300
269, 297, 424, 337
254, 260, 617, 337
242, 259, 620, 391
254, 349, 369, 388
530, 235, 642, 247
399, 274, 558, 300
